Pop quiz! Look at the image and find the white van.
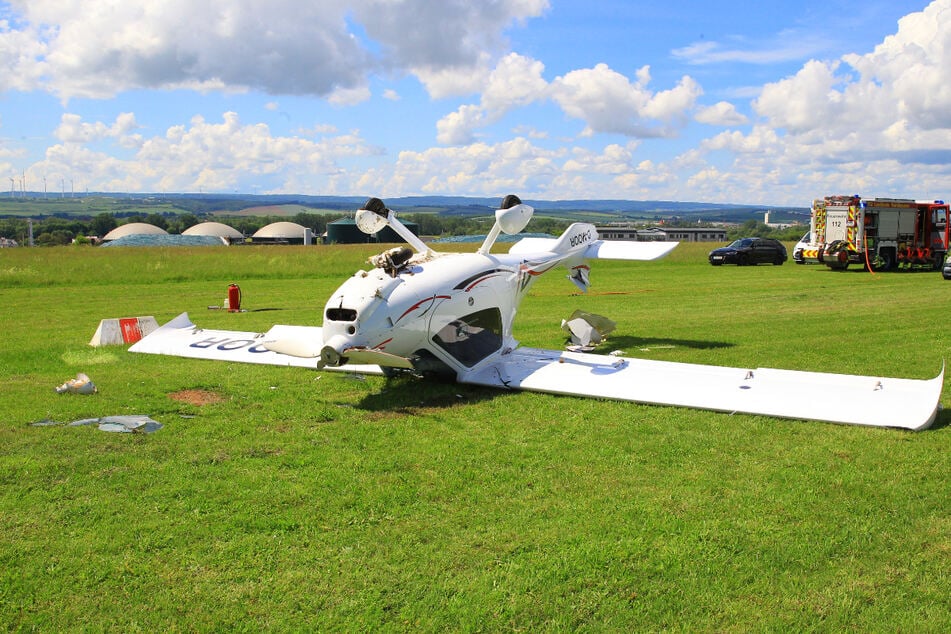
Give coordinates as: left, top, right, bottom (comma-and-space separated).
792, 231, 811, 264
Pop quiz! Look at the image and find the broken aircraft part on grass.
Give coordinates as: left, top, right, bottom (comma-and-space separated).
55, 372, 97, 394
31, 415, 163, 433
561, 310, 617, 351
130, 194, 944, 431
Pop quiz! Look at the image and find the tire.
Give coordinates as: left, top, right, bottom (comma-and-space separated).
826, 242, 850, 270
871, 249, 895, 272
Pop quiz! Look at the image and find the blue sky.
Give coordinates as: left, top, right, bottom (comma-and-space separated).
0, 0, 946, 205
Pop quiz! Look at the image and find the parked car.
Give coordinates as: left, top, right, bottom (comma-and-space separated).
943, 252, 951, 279
792, 231, 811, 264
709, 237, 787, 266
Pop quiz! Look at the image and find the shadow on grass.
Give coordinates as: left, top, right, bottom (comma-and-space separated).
605, 334, 734, 351
927, 407, 951, 431
354, 374, 502, 412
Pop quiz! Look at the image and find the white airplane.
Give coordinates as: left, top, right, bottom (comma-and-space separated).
130, 195, 944, 430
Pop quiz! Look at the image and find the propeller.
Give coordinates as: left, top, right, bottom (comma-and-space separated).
263, 338, 415, 370
262, 337, 322, 358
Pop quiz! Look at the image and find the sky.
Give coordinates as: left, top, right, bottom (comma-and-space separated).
0, 0, 949, 206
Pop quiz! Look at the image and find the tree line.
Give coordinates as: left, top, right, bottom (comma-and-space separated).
0, 211, 806, 247
724, 219, 808, 242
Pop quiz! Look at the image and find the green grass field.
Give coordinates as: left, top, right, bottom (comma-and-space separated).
2, 242, 949, 631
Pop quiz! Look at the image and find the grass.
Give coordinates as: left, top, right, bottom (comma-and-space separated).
1, 242, 950, 631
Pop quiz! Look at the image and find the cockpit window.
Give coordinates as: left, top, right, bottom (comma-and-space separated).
432, 308, 503, 367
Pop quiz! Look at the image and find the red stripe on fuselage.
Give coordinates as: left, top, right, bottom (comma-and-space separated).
397, 295, 450, 322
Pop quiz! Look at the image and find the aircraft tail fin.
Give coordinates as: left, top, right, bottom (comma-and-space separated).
508, 223, 597, 256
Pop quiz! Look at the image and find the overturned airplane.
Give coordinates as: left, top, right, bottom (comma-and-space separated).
131, 195, 943, 430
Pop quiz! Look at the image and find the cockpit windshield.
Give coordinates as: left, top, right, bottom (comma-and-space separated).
432, 308, 503, 367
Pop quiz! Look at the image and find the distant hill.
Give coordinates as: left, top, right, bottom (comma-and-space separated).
0, 192, 810, 224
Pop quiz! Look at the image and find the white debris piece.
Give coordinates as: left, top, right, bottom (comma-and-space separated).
55, 372, 97, 394
69, 415, 163, 433
560, 310, 617, 350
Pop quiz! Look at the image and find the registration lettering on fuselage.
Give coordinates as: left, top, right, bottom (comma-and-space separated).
569, 230, 592, 248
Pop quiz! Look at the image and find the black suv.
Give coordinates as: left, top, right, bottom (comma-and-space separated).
709, 237, 787, 266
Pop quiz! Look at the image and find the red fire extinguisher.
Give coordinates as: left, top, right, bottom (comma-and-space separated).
227, 283, 241, 312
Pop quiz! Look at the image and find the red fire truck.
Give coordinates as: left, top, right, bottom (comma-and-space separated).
802, 195, 950, 271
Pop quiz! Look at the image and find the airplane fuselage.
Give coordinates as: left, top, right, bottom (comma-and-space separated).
319, 250, 540, 377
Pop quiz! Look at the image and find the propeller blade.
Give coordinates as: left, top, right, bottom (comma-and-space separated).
262, 338, 322, 358
343, 347, 414, 369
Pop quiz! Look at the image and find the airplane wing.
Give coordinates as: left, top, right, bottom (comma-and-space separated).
459, 347, 944, 431
128, 312, 384, 375
131, 315, 943, 429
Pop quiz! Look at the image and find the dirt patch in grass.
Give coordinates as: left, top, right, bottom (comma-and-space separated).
168, 389, 226, 406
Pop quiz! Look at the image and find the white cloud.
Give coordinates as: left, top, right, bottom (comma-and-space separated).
744, 0, 951, 192
672, 29, 831, 66
31, 111, 383, 194
327, 84, 372, 107
436, 53, 547, 145
359, 137, 562, 196
844, 0, 951, 131
695, 101, 749, 126
562, 143, 638, 175
0, 18, 47, 92
435, 55, 704, 145
1, 0, 550, 101
413, 58, 492, 100
436, 105, 488, 146
54, 112, 139, 143
753, 59, 845, 134
354, 0, 549, 97
20, 1, 375, 99
550, 64, 702, 138
480, 53, 548, 112
7, 1, 951, 207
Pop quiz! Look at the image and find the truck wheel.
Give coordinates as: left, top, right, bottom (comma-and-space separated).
871, 250, 894, 272
827, 246, 849, 270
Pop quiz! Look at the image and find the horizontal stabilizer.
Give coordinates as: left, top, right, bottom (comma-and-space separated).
128, 313, 383, 374
461, 348, 943, 430
510, 236, 678, 261
584, 240, 678, 261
